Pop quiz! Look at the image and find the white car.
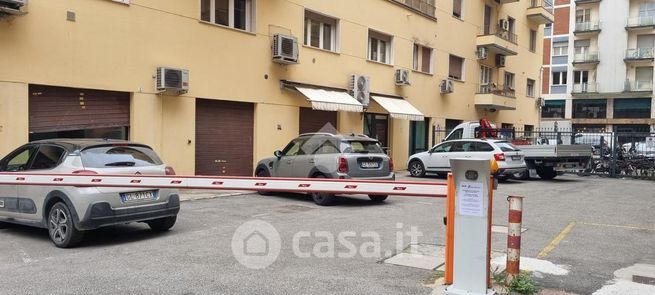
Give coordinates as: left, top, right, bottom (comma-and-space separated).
407, 139, 527, 180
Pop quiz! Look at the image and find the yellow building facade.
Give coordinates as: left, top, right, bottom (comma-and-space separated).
0, 0, 550, 175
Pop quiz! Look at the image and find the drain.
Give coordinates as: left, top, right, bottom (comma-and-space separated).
633, 275, 655, 286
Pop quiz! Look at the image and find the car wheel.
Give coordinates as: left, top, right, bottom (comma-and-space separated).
368, 195, 388, 202
496, 175, 509, 183
536, 167, 557, 180
512, 170, 530, 180
311, 175, 335, 206
147, 216, 177, 232
48, 202, 84, 248
408, 160, 426, 177
255, 169, 273, 196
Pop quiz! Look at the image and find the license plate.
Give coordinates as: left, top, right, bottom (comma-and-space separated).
120, 191, 158, 203
511, 156, 522, 161
361, 161, 379, 168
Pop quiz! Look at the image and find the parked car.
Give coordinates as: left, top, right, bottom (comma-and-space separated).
407, 139, 526, 180
255, 133, 395, 205
0, 139, 180, 248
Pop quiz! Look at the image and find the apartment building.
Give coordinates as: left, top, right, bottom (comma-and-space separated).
0, 0, 548, 175
542, 0, 655, 133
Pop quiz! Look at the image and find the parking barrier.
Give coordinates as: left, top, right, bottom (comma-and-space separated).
505, 196, 524, 283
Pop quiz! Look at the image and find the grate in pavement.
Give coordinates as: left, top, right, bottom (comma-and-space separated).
633, 275, 655, 286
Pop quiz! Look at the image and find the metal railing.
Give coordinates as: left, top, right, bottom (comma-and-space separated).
572, 83, 598, 93
481, 25, 518, 44
624, 79, 653, 92
627, 16, 655, 28
392, 0, 436, 17
529, 0, 553, 12
625, 48, 655, 60
573, 52, 599, 63
574, 21, 601, 33
478, 83, 516, 98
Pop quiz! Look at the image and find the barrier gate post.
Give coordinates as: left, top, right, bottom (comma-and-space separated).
445, 159, 496, 295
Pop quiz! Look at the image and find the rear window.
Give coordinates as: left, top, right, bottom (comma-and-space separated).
341, 141, 384, 154
495, 141, 520, 152
81, 146, 163, 168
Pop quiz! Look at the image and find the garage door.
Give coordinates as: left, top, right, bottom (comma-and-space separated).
29, 85, 130, 140
195, 99, 254, 176
299, 108, 337, 134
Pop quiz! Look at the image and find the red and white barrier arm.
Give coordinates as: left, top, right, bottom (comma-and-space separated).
0, 173, 448, 198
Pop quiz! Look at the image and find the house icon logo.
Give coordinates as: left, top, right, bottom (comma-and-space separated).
231, 220, 281, 269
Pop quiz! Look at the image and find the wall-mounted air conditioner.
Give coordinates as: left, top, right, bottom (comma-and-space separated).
272, 34, 299, 64
0, 0, 27, 15
156, 67, 189, 95
394, 69, 410, 86
350, 74, 370, 107
440, 79, 454, 94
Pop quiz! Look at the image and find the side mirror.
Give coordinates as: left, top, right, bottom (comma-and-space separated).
274, 150, 282, 158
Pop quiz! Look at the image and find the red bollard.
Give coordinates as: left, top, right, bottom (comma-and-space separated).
506, 196, 524, 283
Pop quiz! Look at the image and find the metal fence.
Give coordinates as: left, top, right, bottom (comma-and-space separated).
431, 127, 655, 180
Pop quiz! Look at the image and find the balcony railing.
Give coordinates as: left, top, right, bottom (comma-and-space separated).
572, 83, 598, 94
625, 48, 655, 60
481, 25, 518, 44
574, 21, 601, 33
574, 0, 601, 4
626, 16, 655, 28
572, 52, 599, 64
624, 80, 653, 92
478, 83, 516, 98
392, 0, 436, 18
530, 0, 553, 11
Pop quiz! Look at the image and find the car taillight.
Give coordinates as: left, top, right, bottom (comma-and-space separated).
72, 170, 98, 175
337, 157, 348, 173
389, 158, 394, 171
494, 153, 506, 161
165, 166, 176, 175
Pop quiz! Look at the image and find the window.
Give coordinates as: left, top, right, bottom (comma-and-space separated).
573, 99, 607, 119
614, 98, 652, 119
479, 65, 491, 93
450, 141, 473, 152
432, 142, 454, 153
553, 41, 568, 56
552, 71, 567, 85
448, 55, 464, 80
573, 70, 589, 84
1, 146, 35, 172
304, 11, 338, 52
282, 139, 305, 156
529, 29, 537, 52
81, 146, 163, 168
413, 44, 433, 73
574, 39, 590, 54
445, 128, 463, 141
391, 0, 436, 17
453, 0, 463, 18
527, 79, 535, 97
541, 100, 565, 118
575, 9, 590, 24
368, 30, 393, 64
30, 146, 65, 170
473, 142, 494, 152
639, 3, 655, 17
200, 0, 254, 32
504, 71, 515, 89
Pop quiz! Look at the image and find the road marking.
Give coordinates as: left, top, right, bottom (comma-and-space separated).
580, 222, 655, 232
537, 221, 576, 258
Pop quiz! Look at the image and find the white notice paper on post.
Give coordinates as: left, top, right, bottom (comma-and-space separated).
458, 182, 484, 217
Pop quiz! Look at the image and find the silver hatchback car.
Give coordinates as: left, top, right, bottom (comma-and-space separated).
0, 139, 180, 248
255, 133, 395, 205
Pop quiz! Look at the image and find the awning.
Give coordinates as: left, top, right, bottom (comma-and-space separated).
295, 86, 364, 113
371, 95, 424, 121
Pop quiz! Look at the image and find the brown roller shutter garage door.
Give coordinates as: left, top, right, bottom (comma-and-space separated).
299, 108, 337, 134
195, 99, 254, 176
29, 85, 130, 140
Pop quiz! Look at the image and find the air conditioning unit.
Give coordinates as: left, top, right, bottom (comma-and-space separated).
156, 67, 189, 95
394, 69, 410, 86
495, 54, 506, 67
499, 19, 510, 31
440, 79, 454, 94
0, 0, 27, 15
272, 34, 299, 64
350, 74, 370, 107
537, 97, 545, 107
476, 47, 488, 60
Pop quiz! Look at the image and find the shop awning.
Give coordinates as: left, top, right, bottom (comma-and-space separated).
371, 95, 424, 121
295, 86, 364, 113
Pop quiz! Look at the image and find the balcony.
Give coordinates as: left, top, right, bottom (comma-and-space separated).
475, 84, 517, 110
391, 0, 436, 18
626, 16, 655, 30
574, 0, 601, 4
573, 21, 601, 35
624, 48, 655, 62
527, 0, 554, 24
572, 52, 600, 66
476, 25, 518, 56
624, 80, 653, 93
571, 83, 598, 95
495, 0, 520, 4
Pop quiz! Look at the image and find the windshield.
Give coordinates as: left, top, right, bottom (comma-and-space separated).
341, 141, 384, 154
81, 146, 163, 168
495, 141, 520, 152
